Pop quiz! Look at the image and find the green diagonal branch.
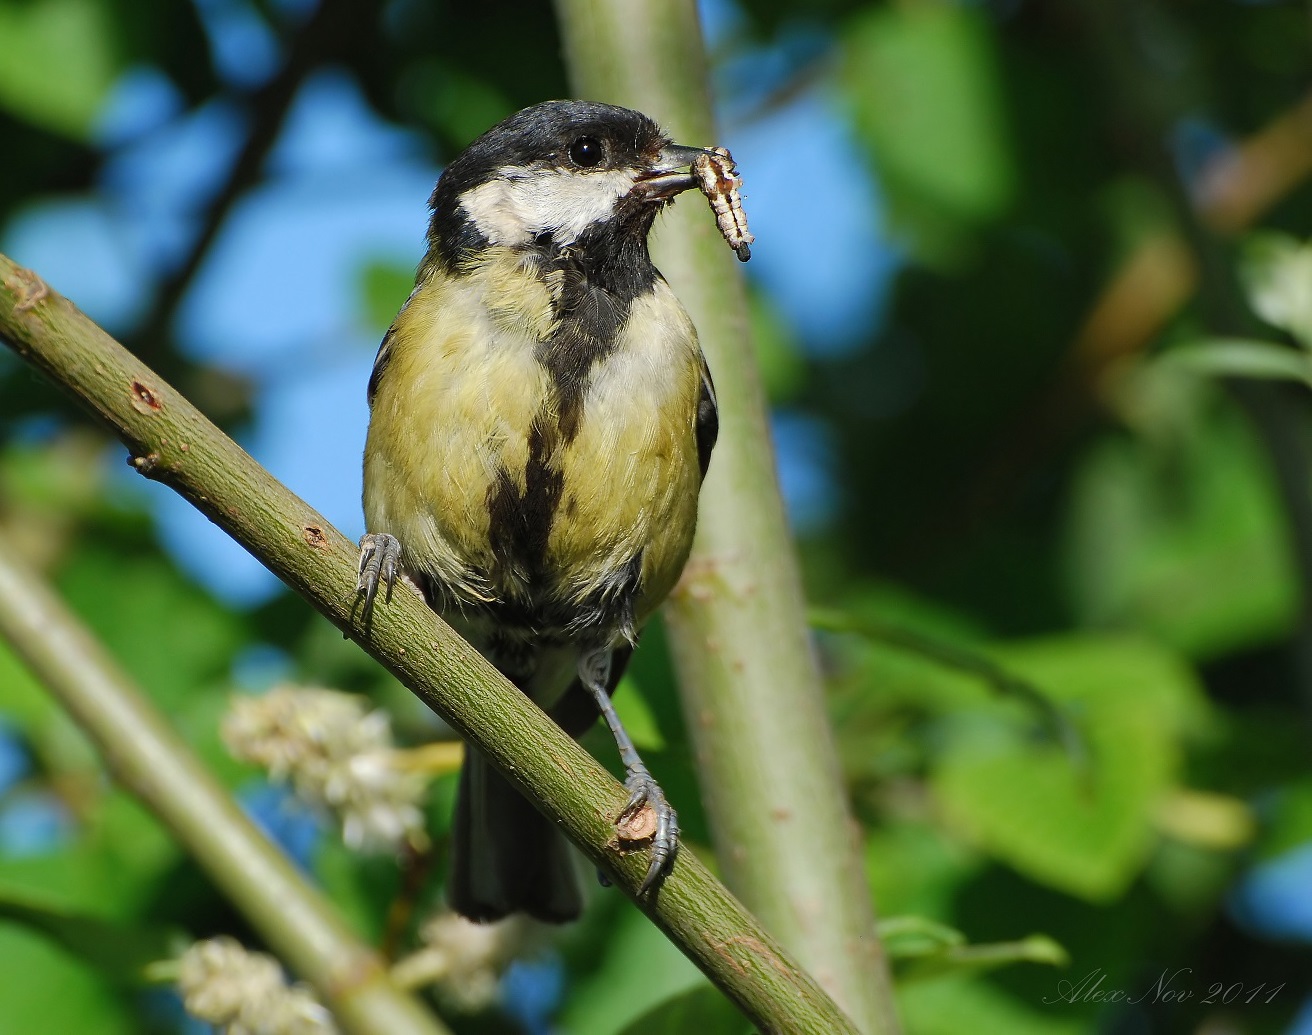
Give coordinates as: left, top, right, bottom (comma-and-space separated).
0, 535, 453, 1035
0, 254, 861, 1035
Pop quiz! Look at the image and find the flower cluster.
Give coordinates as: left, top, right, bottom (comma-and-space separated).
176, 937, 337, 1035
391, 911, 528, 1011
222, 684, 427, 853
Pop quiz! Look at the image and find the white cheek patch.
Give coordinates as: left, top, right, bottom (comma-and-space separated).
459, 167, 636, 247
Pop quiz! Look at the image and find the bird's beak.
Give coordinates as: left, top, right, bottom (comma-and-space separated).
631, 143, 712, 201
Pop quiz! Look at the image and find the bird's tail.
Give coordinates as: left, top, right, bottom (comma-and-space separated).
448, 746, 583, 923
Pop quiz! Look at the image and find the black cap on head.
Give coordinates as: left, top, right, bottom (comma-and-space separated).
425, 101, 672, 270
444, 101, 666, 186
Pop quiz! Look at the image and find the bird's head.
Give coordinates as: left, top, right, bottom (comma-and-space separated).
425, 100, 711, 271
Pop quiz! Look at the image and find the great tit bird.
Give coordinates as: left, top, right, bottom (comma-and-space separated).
357, 100, 720, 922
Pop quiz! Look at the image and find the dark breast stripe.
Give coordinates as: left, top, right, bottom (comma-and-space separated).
536, 268, 621, 443
483, 222, 659, 629
485, 415, 563, 590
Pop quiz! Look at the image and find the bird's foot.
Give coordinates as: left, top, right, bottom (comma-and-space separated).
617, 768, 678, 896
356, 532, 401, 623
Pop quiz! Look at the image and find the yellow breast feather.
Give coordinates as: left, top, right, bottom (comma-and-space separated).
363, 260, 554, 603
366, 258, 705, 629
549, 280, 704, 622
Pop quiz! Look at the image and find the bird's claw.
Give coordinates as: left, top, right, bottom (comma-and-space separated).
357, 532, 401, 623
619, 770, 678, 896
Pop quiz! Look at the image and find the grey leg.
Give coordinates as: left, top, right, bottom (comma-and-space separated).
356, 532, 402, 623
579, 648, 679, 895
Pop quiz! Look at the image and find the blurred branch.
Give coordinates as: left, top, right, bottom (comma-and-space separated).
134, 0, 368, 366
1196, 91, 1312, 236
0, 535, 452, 1035
554, 3, 901, 1033
0, 253, 862, 1035
809, 609, 1085, 768
1068, 233, 1197, 379
1062, 85, 1312, 398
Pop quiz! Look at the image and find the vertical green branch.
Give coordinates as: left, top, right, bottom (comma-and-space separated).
553, 4, 902, 1032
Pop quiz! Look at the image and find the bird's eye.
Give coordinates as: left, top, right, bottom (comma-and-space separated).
568, 136, 604, 168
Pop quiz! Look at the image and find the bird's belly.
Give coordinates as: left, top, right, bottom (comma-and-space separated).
365, 350, 700, 631
363, 272, 704, 644
546, 350, 702, 626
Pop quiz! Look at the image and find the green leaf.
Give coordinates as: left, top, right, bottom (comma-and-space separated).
864, 822, 982, 922
0, 883, 177, 985
613, 675, 665, 751
359, 260, 415, 337
0, 0, 122, 139
824, 584, 995, 716
57, 549, 245, 711
556, 902, 703, 1035
1256, 777, 1312, 860
92, 794, 180, 899
405, 61, 514, 149
0, 922, 137, 1035
747, 290, 806, 404
817, 607, 1082, 764
831, 638, 982, 787
0, 432, 108, 521
842, 4, 1014, 261
1144, 840, 1236, 916
933, 636, 1206, 900
314, 839, 398, 945
1159, 339, 1312, 385
898, 975, 1085, 1035
879, 916, 967, 958
0, 635, 57, 729
1064, 402, 1298, 658
617, 985, 751, 1035
0, 792, 178, 922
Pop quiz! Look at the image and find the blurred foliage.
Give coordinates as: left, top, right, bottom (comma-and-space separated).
0, 0, 121, 140
3, 0, 1312, 1034
842, 3, 1016, 263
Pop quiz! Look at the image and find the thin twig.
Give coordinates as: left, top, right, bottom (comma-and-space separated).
809, 608, 1087, 769
134, 0, 368, 363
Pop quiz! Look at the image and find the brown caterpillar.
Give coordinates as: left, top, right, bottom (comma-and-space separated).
693, 147, 754, 262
